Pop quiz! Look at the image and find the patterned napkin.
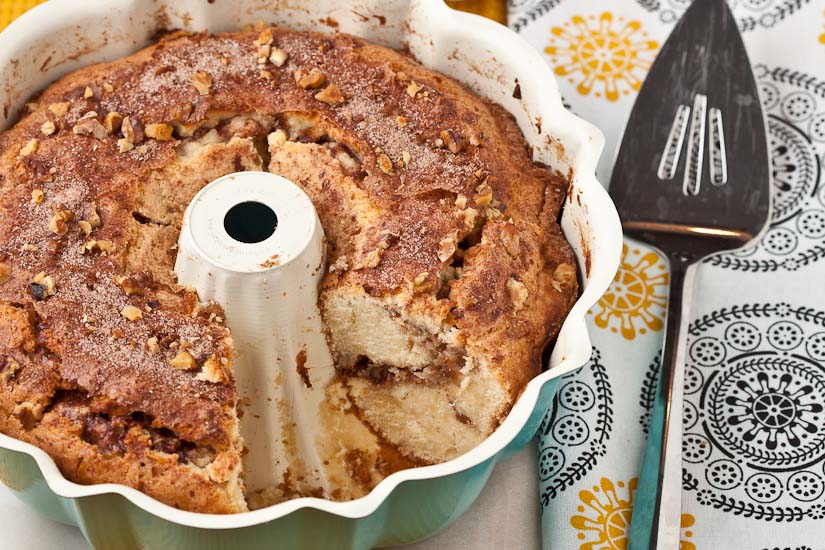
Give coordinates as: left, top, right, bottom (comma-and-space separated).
509, 1, 825, 549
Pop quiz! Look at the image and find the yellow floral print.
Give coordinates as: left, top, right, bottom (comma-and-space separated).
545, 12, 659, 101
570, 477, 697, 550
680, 513, 696, 550
570, 477, 637, 550
590, 244, 668, 340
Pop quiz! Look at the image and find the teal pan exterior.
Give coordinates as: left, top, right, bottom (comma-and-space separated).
0, 378, 561, 550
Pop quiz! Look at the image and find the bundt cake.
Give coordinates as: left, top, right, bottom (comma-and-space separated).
0, 26, 578, 513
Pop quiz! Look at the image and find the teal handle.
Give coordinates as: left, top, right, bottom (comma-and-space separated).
628, 367, 668, 550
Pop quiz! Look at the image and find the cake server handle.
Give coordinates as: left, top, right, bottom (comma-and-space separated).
630, 259, 695, 550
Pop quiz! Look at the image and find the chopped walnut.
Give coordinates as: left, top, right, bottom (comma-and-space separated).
473, 181, 493, 207
437, 235, 457, 262
121, 305, 143, 321
103, 82, 114, 93
169, 350, 197, 370
259, 69, 273, 80
88, 204, 101, 228
77, 220, 92, 236
84, 86, 94, 99
114, 275, 141, 295
314, 84, 345, 105
117, 138, 134, 153
469, 133, 481, 147
434, 137, 444, 148
103, 112, 123, 134
48, 207, 74, 236
146, 336, 160, 354
267, 129, 287, 148
30, 189, 44, 205
192, 71, 212, 95
13, 401, 44, 428
73, 116, 107, 139
0, 262, 11, 284
440, 129, 464, 154
48, 102, 70, 116
401, 151, 411, 166
406, 81, 421, 98
196, 356, 226, 383
377, 153, 393, 174
19, 138, 39, 157
0, 357, 20, 382
329, 255, 348, 272
255, 28, 274, 46
361, 247, 384, 269
552, 263, 577, 292
295, 68, 326, 89
96, 239, 115, 253
455, 194, 468, 209
506, 278, 528, 310
40, 120, 56, 136
145, 123, 174, 141
121, 117, 136, 142
29, 272, 56, 300
269, 47, 289, 67
414, 272, 429, 285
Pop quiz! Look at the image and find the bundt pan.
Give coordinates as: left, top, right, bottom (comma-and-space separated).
0, 0, 622, 548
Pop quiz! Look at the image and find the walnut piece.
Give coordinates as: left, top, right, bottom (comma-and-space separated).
104, 112, 123, 134
145, 123, 174, 141
83, 86, 94, 99
29, 272, 56, 300
196, 356, 226, 383
192, 71, 212, 95
48, 102, 70, 116
377, 153, 393, 174
73, 115, 107, 140
0, 358, 20, 382
121, 305, 143, 321
48, 207, 74, 236
13, 401, 44, 429
294, 68, 326, 89
437, 235, 457, 262
169, 350, 197, 370
40, 120, 56, 136
406, 81, 421, 98
506, 278, 528, 310
552, 263, 577, 292
269, 47, 289, 67
473, 182, 493, 207
314, 84, 345, 105
19, 138, 39, 157
146, 336, 160, 354
30, 189, 44, 205
440, 129, 464, 154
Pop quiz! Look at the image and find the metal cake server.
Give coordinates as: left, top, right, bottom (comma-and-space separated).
609, 0, 772, 548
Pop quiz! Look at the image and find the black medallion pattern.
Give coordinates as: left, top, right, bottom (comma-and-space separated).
507, 0, 565, 33
682, 303, 825, 521
635, 0, 810, 30
538, 347, 614, 506
707, 66, 825, 273
639, 352, 662, 435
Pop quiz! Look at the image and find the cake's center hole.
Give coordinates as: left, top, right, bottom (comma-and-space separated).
224, 201, 278, 244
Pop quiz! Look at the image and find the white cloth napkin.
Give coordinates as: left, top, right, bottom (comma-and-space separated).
510, 1, 825, 548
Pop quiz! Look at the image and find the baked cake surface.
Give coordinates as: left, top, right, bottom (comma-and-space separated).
0, 26, 577, 512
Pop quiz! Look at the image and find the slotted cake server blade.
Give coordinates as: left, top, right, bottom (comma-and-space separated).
607, 0, 772, 547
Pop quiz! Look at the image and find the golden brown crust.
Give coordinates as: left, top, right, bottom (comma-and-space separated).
0, 27, 577, 511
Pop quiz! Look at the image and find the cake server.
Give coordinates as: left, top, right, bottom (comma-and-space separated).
609, 0, 772, 548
